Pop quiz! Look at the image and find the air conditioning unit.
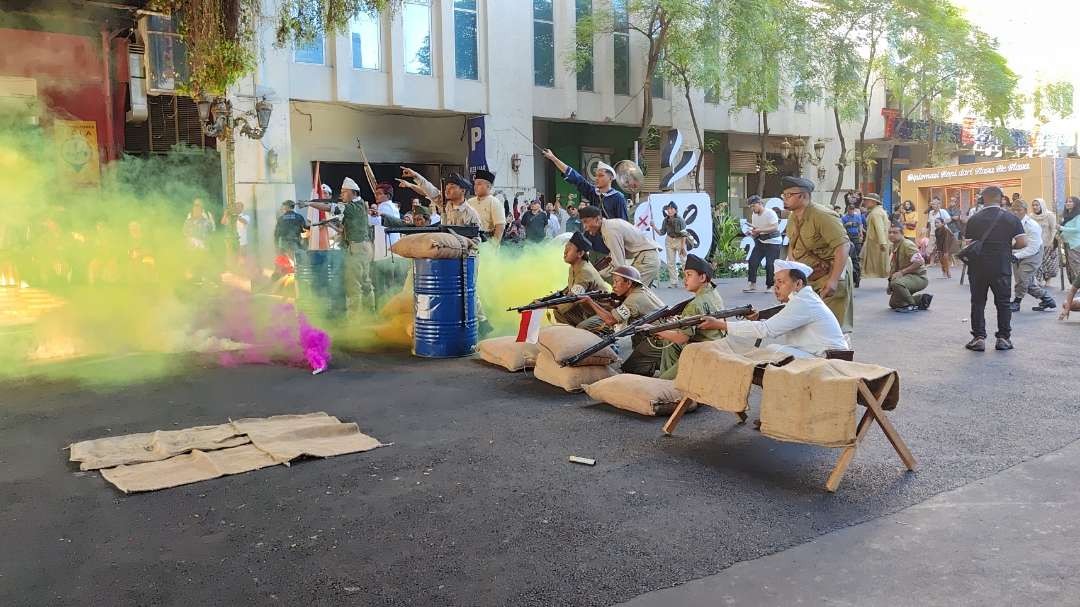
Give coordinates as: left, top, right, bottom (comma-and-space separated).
0, 76, 39, 125
127, 44, 148, 123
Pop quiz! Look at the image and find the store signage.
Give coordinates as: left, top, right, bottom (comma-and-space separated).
632, 192, 713, 258
466, 115, 487, 178
905, 161, 1032, 183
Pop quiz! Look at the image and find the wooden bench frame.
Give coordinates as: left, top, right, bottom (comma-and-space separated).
662, 370, 917, 493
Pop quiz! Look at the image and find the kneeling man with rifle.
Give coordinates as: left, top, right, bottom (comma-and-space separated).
554, 232, 611, 328
698, 260, 848, 359
577, 265, 667, 375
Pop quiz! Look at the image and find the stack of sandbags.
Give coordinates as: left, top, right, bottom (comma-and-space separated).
390, 233, 476, 259
584, 374, 698, 417
533, 325, 616, 392
477, 336, 539, 372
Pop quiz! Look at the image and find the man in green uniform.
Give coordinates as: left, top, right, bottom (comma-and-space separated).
782, 176, 854, 332
652, 254, 725, 379
552, 232, 610, 328
886, 224, 932, 312
308, 177, 374, 316
578, 265, 665, 376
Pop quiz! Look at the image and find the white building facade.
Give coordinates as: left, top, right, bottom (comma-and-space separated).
229, 0, 885, 259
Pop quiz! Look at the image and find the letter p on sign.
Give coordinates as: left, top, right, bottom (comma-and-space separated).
470, 127, 483, 151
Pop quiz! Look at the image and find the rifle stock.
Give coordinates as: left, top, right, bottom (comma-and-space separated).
559, 298, 692, 367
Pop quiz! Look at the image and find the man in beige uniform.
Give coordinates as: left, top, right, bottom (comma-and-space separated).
860, 193, 890, 278
578, 205, 661, 287
398, 169, 481, 228
553, 232, 610, 328
782, 176, 854, 332
578, 266, 666, 375
468, 169, 506, 245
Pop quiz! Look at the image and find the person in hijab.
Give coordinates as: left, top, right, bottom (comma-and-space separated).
1029, 198, 1058, 287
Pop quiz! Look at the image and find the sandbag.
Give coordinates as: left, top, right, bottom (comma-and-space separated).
477, 336, 538, 372
391, 233, 476, 259
584, 374, 698, 417
536, 324, 618, 366
533, 351, 614, 392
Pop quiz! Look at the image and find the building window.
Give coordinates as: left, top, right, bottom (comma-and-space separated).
794, 99, 807, 113
613, 0, 629, 95
404, 0, 432, 75
455, 0, 479, 80
294, 35, 325, 65
575, 0, 593, 91
705, 86, 720, 104
651, 67, 664, 99
534, 0, 555, 87
350, 11, 381, 70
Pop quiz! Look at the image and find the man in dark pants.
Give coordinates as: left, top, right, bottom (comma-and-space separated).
841, 202, 865, 288
963, 185, 1027, 352
743, 196, 782, 292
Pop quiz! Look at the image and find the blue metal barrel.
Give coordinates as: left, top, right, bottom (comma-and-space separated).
295, 250, 346, 321
412, 257, 477, 358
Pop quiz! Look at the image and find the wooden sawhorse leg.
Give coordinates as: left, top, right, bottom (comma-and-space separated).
663, 398, 748, 436
663, 397, 695, 435
824, 376, 917, 492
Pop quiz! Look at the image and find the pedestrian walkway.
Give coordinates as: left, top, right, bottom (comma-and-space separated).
618, 438, 1080, 607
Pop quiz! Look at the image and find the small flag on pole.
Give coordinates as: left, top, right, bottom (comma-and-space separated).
515, 310, 542, 344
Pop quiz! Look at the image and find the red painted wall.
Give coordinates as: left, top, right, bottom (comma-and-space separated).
0, 27, 121, 161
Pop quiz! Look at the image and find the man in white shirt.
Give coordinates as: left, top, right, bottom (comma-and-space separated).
372, 182, 401, 253
699, 260, 848, 359
743, 195, 783, 292
1008, 200, 1056, 312
468, 169, 507, 245
578, 205, 661, 287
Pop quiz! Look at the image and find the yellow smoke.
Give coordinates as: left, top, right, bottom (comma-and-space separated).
477, 239, 567, 335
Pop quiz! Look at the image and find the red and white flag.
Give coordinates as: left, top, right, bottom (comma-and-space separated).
635, 201, 652, 231
307, 161, 330, 250
515, 310, 542, 344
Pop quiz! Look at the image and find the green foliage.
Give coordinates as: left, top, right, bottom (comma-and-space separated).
149, 0, 400, 94
1032, 81, 1074, 124
887, 0, 1020, 128
707, 213, 747, 273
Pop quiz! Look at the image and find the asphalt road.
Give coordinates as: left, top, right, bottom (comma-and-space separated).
1, 269, 1077, 606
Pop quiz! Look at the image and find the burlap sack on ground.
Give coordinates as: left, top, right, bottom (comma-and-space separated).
533, 351, 615, 392
536, 325, 618, 366
101, 444, 278, 493
230, 415, 381, 463
584, 375, 698, 416
390, 233, 475, 259
477, 336, 538, 371
759, 358, 885, 448
69, 424, 251, 471
671, 341, 784, 414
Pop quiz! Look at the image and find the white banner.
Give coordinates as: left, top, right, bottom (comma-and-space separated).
633, 192, 713, 256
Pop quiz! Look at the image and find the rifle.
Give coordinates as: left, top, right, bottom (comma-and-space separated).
383, 225, 481, 239
559, 298, 693, 367
755, 304, 785, 320
507, 290, 618, 313
640, 304, 756, 335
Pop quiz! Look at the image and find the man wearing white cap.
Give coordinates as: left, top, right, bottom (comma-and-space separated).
699, 259, 848, 359
540, 149, 628, 223
308, 176, 374, 316
307, 183, 340, 251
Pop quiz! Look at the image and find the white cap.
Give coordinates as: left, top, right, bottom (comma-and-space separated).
341, 177, 360, 192
320, 183, 332, 194
774, 259, 813, 278
596, 161, 616, 178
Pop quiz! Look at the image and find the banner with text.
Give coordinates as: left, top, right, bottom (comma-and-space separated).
466, 115, 488, 179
